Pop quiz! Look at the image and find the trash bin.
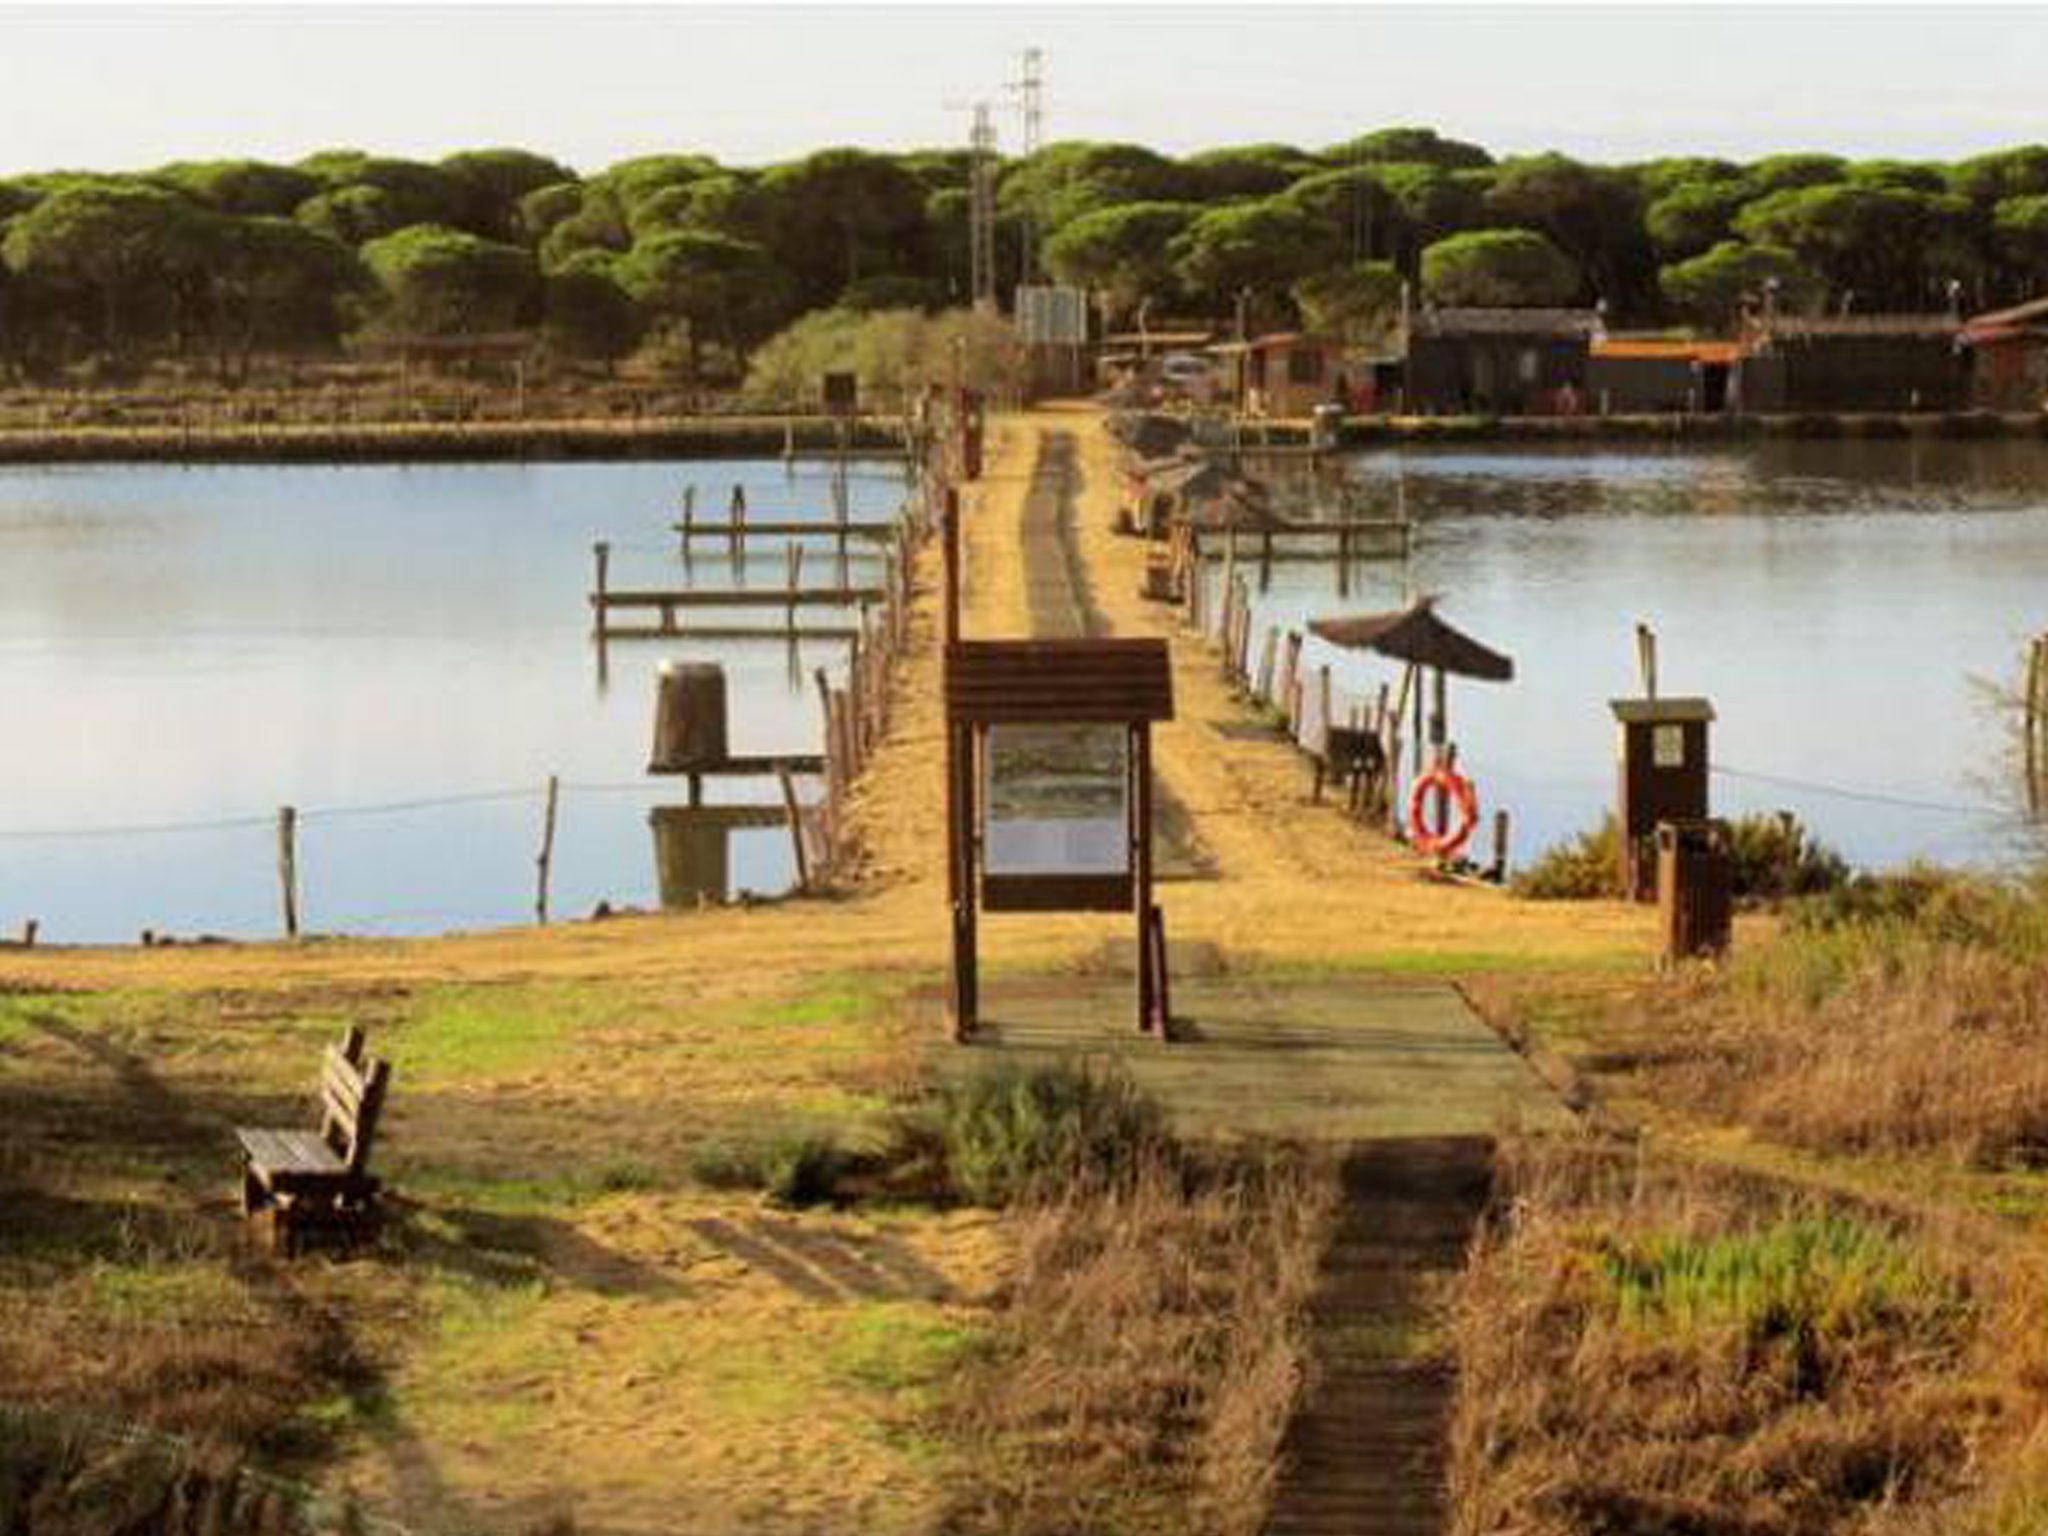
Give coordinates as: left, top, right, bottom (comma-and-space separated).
1657, 818, 1732, 965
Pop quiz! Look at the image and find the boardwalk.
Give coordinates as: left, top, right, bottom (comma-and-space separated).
949, 411, 1578, 1535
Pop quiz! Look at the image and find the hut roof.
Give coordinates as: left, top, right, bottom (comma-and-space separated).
1309, 597, 1515, 682
946, 639, 1175, 725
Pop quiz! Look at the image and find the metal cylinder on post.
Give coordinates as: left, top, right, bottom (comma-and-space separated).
649, 661, 729, 773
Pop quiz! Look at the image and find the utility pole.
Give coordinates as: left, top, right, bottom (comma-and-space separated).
969, 102, 999, 312
1007, 47, 1045, 284
945, 98, 1000, 312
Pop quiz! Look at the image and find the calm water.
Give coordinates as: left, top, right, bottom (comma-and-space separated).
5, 440, 2045, 943
1227, 437, 2048, 874
0, 458, 911, 942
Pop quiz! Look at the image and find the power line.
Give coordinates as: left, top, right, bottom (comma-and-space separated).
1711, 762, 2021, 821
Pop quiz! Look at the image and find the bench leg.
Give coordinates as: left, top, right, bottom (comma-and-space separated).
241, 1164, 272, 1218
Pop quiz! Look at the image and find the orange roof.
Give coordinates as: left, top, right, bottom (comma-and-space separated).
1593, 339, 1744, 364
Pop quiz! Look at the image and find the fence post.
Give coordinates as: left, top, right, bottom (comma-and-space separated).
276, 807, 299, 939
534, 774, 560, 924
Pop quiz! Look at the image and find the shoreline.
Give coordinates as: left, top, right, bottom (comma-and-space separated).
0, 407, 2040, 465
0, 413, 912, 466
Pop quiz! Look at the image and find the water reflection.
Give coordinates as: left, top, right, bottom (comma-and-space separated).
984, 725, 1129, 877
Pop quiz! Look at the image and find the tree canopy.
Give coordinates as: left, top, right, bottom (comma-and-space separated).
1, 126, 2045, 384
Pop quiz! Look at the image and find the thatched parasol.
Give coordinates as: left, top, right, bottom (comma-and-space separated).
1310, 597, 1514, 682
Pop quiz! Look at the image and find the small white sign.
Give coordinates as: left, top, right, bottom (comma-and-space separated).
1653, 723, 1686, 769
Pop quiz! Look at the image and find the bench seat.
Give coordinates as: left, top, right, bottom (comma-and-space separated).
236, 1128, 346, 1179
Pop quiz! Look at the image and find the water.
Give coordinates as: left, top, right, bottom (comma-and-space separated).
0, 457, 911, 942
6, 441, 2045, 943
1224, 437, 2048, 874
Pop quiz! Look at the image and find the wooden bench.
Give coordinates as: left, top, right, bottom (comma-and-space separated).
236, 1025, 391, 1255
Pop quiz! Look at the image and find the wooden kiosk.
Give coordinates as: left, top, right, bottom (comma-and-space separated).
939, 498, 1176, 1040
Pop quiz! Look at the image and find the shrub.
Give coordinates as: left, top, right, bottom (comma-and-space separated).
686, 1132, 859, 1208
1513, 812, 1848, 902
931, 1059, 1173, 1207
1512, 816, 1623, 900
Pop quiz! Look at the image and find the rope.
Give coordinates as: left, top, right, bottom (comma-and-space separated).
0, 774, 812, 842
1711, 762, 2020, 821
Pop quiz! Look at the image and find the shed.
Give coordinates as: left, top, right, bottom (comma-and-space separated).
1211, 333, 1352, 419
1404, 308, 1602, 416
1962, 296, 2048, 411
1733, 315, 1968, 412
1588, 338, 1743, 414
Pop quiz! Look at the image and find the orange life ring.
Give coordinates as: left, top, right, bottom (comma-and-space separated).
1407, 765, 1480, 860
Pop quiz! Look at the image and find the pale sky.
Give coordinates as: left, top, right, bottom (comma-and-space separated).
2, 3, 2045, 177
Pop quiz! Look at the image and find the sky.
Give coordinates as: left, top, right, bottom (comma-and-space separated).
2, 3, 2046, 177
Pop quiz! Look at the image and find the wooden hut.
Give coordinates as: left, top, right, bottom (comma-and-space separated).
1403, 308, 1601, 416
1962, 296, 2048, 411
1732, 314, 1969, 412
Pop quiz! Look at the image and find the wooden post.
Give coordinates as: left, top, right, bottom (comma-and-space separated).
1259, 528, 1273, 593
1133, 724, 1158, 1036
591, 541, 611, 632
276, 807, 299, 939
785, 540, 803, 638
1337, 522, 1352, 598
2026, 634, 2046, 819
1319, 665, 1334, 756
1489, 809, 1511, 882
18, 919, 37, 949
1636, 621, 1658, 699
942, 486, 962, 646
778, 768, 811, 893
534, 774, 559, 924
1430, 666, 1448, 753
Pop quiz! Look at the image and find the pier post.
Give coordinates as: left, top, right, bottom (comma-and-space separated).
1635, 621, 1659, 699
535, 775, 560, 924
2027, 634, 2047, 818
276, 807, 299, 940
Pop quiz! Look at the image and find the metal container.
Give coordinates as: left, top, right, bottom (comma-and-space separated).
1657, 817, 1733, 965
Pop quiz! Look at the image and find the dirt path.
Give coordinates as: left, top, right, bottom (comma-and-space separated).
0, 405, 1650, 1536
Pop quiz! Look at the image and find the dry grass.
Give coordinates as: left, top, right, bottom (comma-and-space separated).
1448, 1139, 2048, 1536
1643, 871, 2048, 1167
943, 1146, 1339, 1536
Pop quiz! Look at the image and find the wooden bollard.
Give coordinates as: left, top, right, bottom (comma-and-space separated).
591, 540, 612, 639
650, 662, 729, 772
276, 806, 299, 939
785, 541, 803, 637
2026, 634, 2047, 818
1636, 621, 1659, 699
1489, 809, 1511, 882
534, 774, 560, 924
18, 919, 37, 949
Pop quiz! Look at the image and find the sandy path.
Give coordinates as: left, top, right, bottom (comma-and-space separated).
0, 407, 1652, 1004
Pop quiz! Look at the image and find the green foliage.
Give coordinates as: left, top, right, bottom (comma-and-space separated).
930, 1059, 1173, 1207
1511, 816, 1624, 900
616, 227, 788, 375
1420, 227, 1579, 306
1042, 200, 1199, 318
999, 141, 1191, 239
743, 305, 1020, 408
1180, 143, 1317, 201
1787, 865, 2048, 963
1170, 197, 1341, 309
360, 224, 537, 335
541, 253, 642, 362
1597, 1217, 1966, 1373
1645, 179, 1753, 259
440, 148, 575, 240
1291, 260, 1402, 343
1323, 125, 1493, 170
1660, 240, 1824, 327
1514, 812, 1848, 902
155, 159, 320, 218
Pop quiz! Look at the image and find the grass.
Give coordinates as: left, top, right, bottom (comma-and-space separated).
927, 1059, 1174, 1207
944, 1143, 1338, 1536
1448, 1141, 2013, 1536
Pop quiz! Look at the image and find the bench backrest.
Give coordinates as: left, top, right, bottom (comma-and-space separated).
318, 1025, 392, 1176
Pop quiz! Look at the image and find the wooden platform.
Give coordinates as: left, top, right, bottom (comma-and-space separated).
671, 520, 900, 541
929, 973, 1568, 1143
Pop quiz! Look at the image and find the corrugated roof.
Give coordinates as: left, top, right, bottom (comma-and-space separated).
1411, 308, 1602, 339
1752, 314, 1959, 340
1966, 295, 2048, 330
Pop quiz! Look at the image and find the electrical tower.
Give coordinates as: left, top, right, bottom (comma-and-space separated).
968, 102, 998, 312
1007, 48, 1045, 282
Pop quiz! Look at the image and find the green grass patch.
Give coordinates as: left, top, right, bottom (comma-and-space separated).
827, 1302, 978, 1394
393, 984, 594, 1082
1597, 1215, 1968, 1350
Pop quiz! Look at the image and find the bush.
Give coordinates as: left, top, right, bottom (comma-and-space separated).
1512, 816, 1624, 900
1513, 812, 1849, 903
931, 1059, 1173, 1207
686, 1132, 860, 1208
